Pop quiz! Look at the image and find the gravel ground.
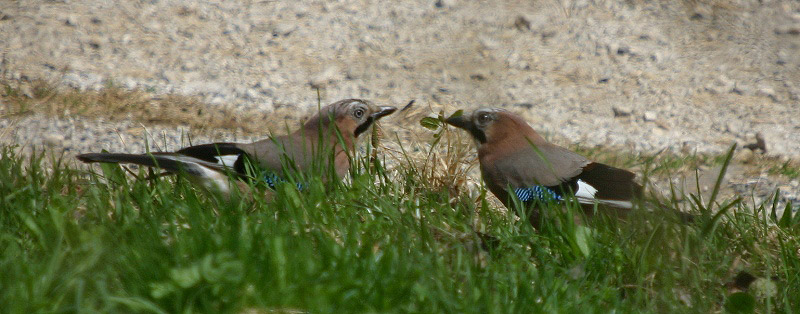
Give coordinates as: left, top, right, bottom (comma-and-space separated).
0, 0, 798, 210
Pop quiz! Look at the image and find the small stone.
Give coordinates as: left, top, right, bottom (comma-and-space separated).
733, 148, 754, 163
181, 61, 198, 71
725, 120, 743, 134
514, 16, 531, 31
64, 15, 78, 26
707, 75, 735, 94
732, 81, 753, 95
470, 73, 487, 81
62, 73, 82, 89
245, 88, 259, 100
643, 111, 657, 122
44, 134, 65, 146
120, 77, 137, 90
757, 85, 776, 98
209, 96, 226, 105
273, 23, 297, 37
20, 85, 34, 98
743, 132, 767, 153
435, 0, 456, 8
691, 4, 712, 20
612, 105, 632, 117
479, 35, 500, 50
309, 66, 341, 88
655, 119, 671, 130
775, 25, 800, 36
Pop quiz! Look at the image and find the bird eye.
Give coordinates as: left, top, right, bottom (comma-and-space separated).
477, 113, 491, 124
353, 108, 365, 119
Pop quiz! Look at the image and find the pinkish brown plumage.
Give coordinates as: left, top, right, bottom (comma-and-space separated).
446, 108, 642, 228
77, 99, 396, 196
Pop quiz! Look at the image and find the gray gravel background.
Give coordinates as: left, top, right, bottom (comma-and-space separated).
2, 0, 799, 155
0, 0, 798, 208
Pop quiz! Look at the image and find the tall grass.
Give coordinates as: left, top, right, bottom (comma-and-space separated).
0, 136, 798, 312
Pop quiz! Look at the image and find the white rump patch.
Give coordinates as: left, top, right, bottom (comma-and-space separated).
159, 155, 231, 194
214, 155, 239, 167
574, 179, 598, 199
573, 179, 633, 209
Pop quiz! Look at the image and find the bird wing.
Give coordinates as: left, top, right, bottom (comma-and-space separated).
176, 142, 251, 171
237, 134, 311, 173
177, 139, 301, 177
242, 130, 350, 179
487, 143, 590, 189
488, 150, 642, 209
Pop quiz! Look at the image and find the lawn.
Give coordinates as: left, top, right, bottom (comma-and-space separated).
0, 129, 798, 313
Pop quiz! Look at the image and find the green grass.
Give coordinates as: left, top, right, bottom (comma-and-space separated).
1, 140, 798, 313
770, 161, 800, 180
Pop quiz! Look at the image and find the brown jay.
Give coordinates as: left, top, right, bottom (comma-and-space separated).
77, 99, 397, 196
445, 108, 642, 228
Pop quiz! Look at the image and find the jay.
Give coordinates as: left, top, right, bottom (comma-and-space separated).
77, 99, 397, 196
445, 108, 643, 228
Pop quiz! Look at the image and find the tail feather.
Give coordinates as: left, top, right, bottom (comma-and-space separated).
76, 152, 236, 194
176, 143, 245, 163
575, 162, 642, 202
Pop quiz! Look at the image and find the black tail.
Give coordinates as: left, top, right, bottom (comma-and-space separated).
176, 143, 245, 163
576, 162, 643, 201
77, 152, 245, 195
77, 153, 221, 178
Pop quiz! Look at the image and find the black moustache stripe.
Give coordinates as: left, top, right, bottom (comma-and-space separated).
470, 126, 487, 144
354, 116, 375, 138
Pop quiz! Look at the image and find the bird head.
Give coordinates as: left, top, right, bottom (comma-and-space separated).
445, 108, 544, 148
304, 99, 397, 145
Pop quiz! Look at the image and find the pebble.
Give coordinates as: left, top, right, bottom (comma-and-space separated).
775, 25, 800, 35
643, 111, 657, 122
64, 15, 78, 27
309, 65, 342, 88
43, 134, 65, 146
758, 85, 776, 98
612, 105, 632, 117
726, 120, 744, 135
479, 35, 500, 50
707, 75, 735, 94
273, 23, 297, 37
435, 0, 457, 8
733, 148, 754, 163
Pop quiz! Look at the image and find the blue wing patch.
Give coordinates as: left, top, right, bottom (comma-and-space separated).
263, 173, 305, 190
514, 186, 562, 202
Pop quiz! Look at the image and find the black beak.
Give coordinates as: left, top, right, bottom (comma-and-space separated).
445, 114, 486, 143
445, 115, 472, 130
371, 106, 397, 120
354, 106, 397, 138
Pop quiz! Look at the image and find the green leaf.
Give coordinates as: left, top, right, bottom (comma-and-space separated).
170, 265, 202, 288
724, 292, 755, 314
573, 226, 592, 257
419, 117, 441, 130
149, 282, 177, 299
778, 201, 793, 228
447, 109, 464, 119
